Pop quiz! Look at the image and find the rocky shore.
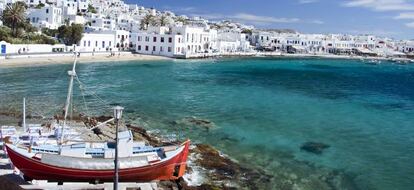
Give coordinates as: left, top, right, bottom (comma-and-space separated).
0, 111, 361, 190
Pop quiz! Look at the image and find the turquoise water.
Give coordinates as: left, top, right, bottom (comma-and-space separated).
1, 58, 414, 189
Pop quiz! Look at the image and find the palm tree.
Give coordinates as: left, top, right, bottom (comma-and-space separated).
175, 16, 188, 25
1, 2, 26, 37
139, 14, 155, 30
158, 15, 169, 26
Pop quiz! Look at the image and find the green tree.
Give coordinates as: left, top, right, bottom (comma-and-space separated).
57, 23, 84, 45
35, 3, 45, 9
87, 4, 97, 14
0, 26, 12, 41
241, 29, 252, 35
41, 28, 58, 37
157, 15, 169, 26
1, 2, 26, 37
139, 14, 155, 30
175, 16, 188, 25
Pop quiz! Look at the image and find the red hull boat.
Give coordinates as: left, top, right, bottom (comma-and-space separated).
5, 140, 190, 182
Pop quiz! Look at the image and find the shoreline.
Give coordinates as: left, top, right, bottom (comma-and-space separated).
0, 52, 171, 68
1, 52, 413, 69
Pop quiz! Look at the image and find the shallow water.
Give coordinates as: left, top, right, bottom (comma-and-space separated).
1, 58, 413, 190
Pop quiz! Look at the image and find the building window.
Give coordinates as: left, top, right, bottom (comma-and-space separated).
46, 9, 49, 13
178, 38, 181, 43
83, 41, 86, 46
168, 37, 172, 43
145, 46, 149, 51
95, 41, 98, 47
102, 41, 105, 48
138, 45, 141, 51
168, 47, 171, 52
138, 36, 141, 41
161, 37, 164, 43
109, 41, 112, 47
160, 46, 163, 52
153, 37, 157, 42
88, 41, 90, 47
145, 36, 149, 42
153, 46, 156, 51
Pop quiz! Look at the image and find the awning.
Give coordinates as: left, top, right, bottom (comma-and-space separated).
356, 48, 375, 54
292, 45, 306, 50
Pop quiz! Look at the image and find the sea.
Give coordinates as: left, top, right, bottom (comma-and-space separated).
0, 57, 413, 190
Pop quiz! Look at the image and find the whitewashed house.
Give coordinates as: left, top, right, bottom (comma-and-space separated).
132, 26, 185, 57
26, 0, 47, 7
86, 15, 116, 31
77, 29, 129, 52
57, 0, 89, 13
396, 41, 414, 54
28, 5, 63, 29
216, 30, 251, 53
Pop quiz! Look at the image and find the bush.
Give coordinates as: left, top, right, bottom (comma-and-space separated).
0, 26, 12, 41
41, 28, 58, 37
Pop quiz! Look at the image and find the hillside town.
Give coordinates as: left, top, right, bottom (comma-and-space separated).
1, 0, 414, 60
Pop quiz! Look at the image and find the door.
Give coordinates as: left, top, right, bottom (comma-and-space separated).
1, 45, 5, 54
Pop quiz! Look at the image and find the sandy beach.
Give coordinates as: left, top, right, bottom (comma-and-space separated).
0, 53, 170, 68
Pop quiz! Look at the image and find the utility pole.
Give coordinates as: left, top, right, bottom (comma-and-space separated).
113, 106, 124, 190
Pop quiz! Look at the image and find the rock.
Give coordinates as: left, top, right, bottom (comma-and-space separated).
300, 142, 330, 154
191, 144, 272, 189
92, 127, 103, 135
173, 117, 215, 131
126, 124, 178, 147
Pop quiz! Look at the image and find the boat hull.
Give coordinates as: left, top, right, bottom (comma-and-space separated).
5, 141, 190, 182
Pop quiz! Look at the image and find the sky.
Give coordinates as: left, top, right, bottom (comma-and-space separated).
125, 0, 414, 39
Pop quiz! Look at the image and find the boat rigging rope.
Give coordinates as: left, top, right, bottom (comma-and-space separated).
74, 75, 112, 111
74, 75, 90, 115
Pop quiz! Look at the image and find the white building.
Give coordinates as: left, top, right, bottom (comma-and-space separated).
26, 0, 47, 7
396, 41, 414, 54
133, 26, 185, 57
77, 30, 130, 52
133, 26, 219, 57
86, 15, 116, 31
216, 30, 251, 53
28, 5, 63, 29
57, 0, 89, 13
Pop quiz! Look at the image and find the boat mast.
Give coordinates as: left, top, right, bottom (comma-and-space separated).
23, 97, 26, 132
60, 53, 78, 144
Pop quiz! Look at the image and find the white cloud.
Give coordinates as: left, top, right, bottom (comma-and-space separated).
310, 19, 324, 24
190, 13, 301, 25
162, 6, 197, 13
298, 0, 319, 4
230, 13, 300, 24
394, 12, 414, 19
346, 29, 400, 36
343, 1, 414, 29
405, 22, 414, 28
343, 0, 414, 11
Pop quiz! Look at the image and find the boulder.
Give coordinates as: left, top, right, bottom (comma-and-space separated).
300, 142, 330, 154
173, 117, 215, 131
